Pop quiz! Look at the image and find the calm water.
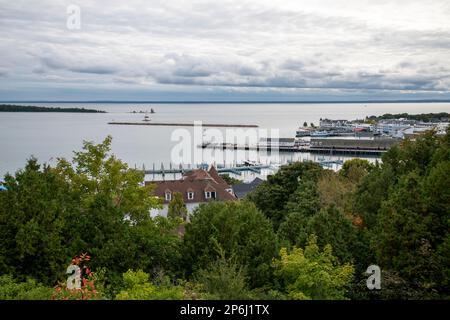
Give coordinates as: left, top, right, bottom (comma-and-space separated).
1, 102, 450, 180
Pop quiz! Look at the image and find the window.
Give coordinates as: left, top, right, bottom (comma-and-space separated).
165, 192, 172, 201
187, 191, 194, 200
205, 191, 211, 199
211, 191, 216, 199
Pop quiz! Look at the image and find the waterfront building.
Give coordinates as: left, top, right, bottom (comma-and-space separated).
319, 119, 350, 128
310, 137, 399, 151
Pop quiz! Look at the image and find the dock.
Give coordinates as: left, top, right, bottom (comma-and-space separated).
199, 142, 389, 155
141, 163, 272, 176
140, 159, 348, 179
108, 122, 258, 128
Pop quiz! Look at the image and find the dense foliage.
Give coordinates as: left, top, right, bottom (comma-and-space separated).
115, 270, 184, 300
0, 275, 53, 300
248, 129, 450, 299
168, 192, 188, 221
0, 136, 179, 298
181, 201, 277, 288
273, 235, 354, 300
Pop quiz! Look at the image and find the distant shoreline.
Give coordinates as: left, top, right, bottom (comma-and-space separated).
0, 104, 106, 113
2, 99, 450, 104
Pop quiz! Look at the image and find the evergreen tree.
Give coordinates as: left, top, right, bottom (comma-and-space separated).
168, 192, 188, 221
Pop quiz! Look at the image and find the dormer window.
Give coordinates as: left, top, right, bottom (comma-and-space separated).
205, 191, 216, 199
187, 191, 194, 200
165, 191, 172, 201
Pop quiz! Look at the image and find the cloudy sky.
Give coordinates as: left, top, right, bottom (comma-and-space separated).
1, 0, 450, 101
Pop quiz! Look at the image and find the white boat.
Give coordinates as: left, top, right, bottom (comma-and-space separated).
311, 131, 330, 137
243, 160, 259, 166
295, 128, 310, 137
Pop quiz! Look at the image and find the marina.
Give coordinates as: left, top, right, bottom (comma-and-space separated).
141, 163, 272, 175
139, 159, 346, 179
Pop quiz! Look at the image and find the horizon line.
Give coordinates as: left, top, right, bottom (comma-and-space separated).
2, 99, 450, 104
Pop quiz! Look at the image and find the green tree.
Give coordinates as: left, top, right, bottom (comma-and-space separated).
284, 179, 320, 217
352, 164, 395, 228
339, 158, 374, 184
278, 205, 358, 264
0, 136, 170, 289
168, 192, 188, 221
0, 275, 53, 300
353, 129, 450, 297
55, 135, 160, 223
277, 212, 309, 248
182, 201, 277, 288
0, 159, 74, 284
273, 235, 354, 300
373, 171, 448, 295
247, 161, 323, 228
115, 270, 184, 300
194, 251, 252, 299
306, 205, 358, 264
95, 216, 182, 298
349, 270, 428, 300
219, 174, 241, 185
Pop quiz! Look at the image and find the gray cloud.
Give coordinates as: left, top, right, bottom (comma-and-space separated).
0, 0, 449, 100
41, 56, 119, 75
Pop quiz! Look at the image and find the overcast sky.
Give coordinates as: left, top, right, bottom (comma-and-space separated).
1, 0, 450, 101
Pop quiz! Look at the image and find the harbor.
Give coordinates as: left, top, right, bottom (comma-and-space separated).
1, 104, 449, 180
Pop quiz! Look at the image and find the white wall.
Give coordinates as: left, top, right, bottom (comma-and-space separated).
150, 202, 200, 219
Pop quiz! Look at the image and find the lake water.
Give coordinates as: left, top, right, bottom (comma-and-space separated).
1, 102, 450, 181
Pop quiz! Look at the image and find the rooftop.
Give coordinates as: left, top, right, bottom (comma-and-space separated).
146, 166, 236, 204
232, 177, 264, 199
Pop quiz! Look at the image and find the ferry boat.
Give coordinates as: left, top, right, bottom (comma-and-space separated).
243, 160, 260, 166
295, 128, 311, 137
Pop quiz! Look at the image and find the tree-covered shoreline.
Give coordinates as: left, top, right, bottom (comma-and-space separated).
367, 112, 449, 122
0, 104, 106, 113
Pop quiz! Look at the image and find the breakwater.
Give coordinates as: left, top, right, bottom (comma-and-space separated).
108, 122, 258, 128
